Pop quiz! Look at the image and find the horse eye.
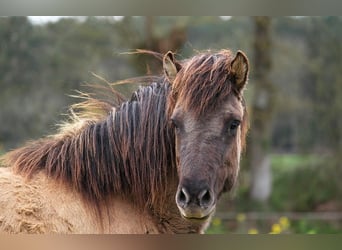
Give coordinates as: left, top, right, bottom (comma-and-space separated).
229, 120, 241, 131
171, 118, 180, 130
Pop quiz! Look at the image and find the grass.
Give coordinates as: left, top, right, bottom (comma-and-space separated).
270, 153, 321, 172
206, 214, 342, 234
270, 153, 339, 211
206, 153, 342, 234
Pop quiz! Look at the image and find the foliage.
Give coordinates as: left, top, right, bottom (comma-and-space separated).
235, 154, 341, 212
1, 17, 341, 155
213, 153, 342, 233
270, 154, 340, 212
206, 213, 342, 234
0, 16, 341, 233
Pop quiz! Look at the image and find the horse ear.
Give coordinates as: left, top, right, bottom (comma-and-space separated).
163, 51, 181, 82
230, 50, 249, 92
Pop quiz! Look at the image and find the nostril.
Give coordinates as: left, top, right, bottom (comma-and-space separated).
179, 189, 186, 203
202, 190, 211, 203
177, 188, 190, 207
198, 189, 212, 207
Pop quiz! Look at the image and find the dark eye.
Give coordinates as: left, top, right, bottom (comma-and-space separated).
229, 119, 241, 132
171, 119, 177, 128
170, 118, 180, 131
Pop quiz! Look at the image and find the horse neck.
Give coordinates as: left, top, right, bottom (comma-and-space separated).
72, 82, 177, 210
5, 81, 178, 218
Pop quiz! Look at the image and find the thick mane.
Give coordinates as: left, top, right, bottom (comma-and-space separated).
168, 49, 237, 117
2, 77, 177, 214
1, 49, 249, 224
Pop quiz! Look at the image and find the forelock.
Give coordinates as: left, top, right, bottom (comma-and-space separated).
170, 50, 238, 117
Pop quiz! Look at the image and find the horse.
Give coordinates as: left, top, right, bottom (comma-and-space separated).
0, 49, 249, 233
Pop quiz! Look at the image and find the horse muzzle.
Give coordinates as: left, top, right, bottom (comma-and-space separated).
175, 184, 216, 221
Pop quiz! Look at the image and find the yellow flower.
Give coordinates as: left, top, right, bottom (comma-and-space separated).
212, 218, 222, 227
248, 228, 259, 234
270, 223, 282, 234
279, 216, 290, 230
236, 213, 246, 223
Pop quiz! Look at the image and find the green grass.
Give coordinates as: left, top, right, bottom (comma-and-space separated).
270, 153, 339, 211
270, 153, 322, 172
207, 153, 342, 233
291, 219, 342, 234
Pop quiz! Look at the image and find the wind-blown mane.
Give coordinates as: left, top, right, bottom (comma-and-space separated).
168, 50, 234, 115
1, 49, 250, 234
2, 76, 177, 215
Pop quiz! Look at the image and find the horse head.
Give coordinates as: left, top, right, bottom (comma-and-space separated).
164, 50, 249, 221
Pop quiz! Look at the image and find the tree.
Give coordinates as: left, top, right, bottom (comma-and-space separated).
248, 17, 275, 202
116, 17, 187, 75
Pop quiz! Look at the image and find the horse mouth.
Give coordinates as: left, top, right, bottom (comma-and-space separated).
181, 213, 211, 222
178, 206, 216, 222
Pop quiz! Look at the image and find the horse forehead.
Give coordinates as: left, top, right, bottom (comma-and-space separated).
222, 95, 244, 118
183, 95, 243, 131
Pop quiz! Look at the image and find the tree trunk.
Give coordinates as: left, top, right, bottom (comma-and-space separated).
249, 17, 275, 202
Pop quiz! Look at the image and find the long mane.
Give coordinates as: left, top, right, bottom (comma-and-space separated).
1, 49, 249, 221
2, 76, 177, 214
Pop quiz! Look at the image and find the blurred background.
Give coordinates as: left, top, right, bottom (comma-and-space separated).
0, 16, 341, 233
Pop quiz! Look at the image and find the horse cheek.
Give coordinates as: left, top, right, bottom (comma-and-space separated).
174, 134, 182, 176
221, 149, 237, 193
